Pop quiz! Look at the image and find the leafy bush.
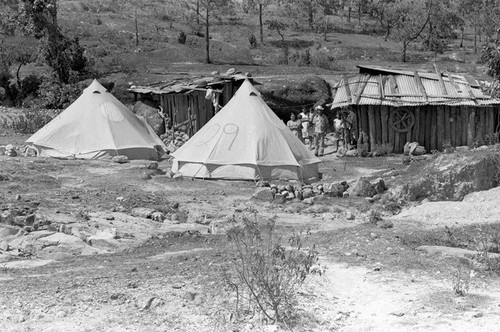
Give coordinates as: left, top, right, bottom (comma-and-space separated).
224, 214, 319, 324
248, 34, 257, 48
37, 78, 82, 109
3, 108, 55, 134
178, 31, 187, 44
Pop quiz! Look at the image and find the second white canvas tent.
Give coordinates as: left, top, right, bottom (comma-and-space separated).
26, 80, 166, 160
171, 79, 320, 183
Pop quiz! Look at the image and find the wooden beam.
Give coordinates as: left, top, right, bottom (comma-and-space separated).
342, 75, 352, 104
464, 84, 478, 104
389, 75, 398, 94
433, 63, 448, 95
445, 71, 462, 93
377, 74, 385, 99
354, 75, 370, 105
414, 71, 428, 102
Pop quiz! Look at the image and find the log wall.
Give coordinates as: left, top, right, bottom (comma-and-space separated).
353, 105, 500, 153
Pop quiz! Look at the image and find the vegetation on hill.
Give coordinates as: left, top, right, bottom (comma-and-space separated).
1, 0, 500, 109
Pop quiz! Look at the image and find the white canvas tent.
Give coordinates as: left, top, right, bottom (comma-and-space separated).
26, 79, 166, 160
171, 79, 320, 183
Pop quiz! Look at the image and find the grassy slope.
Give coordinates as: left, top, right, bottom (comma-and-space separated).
11, 0, 493, 102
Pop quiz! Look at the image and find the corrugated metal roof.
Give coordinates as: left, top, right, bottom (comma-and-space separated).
331, 67, 500, 108
128, 73, 251, 95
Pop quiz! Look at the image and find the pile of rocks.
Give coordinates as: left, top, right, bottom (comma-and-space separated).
252, 177, 388, 203
160, 130, 190, 153
0, 144, 18, 157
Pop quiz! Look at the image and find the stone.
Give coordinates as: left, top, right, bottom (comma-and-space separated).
378, 220, 394, 229
372, 178, 388, 194
273, 194, 286, 204
294, 190, 303, 200
140, 171, 152, 180
133, 100, 165, 136
302, 189, 315, 199
145, 161, 158, 169
346, 212, 355, 220
256, 181, 270, 187
0, 241, 9, 251
348, 177, 377, 197
251, 188, 274, 202
325, 183, 346, 197
303, 198, 314, 205
342, 192, 350, 198
112, 155, 128, 164
345, 149, 359, 157
151, 211, 165, 222
285, 184, 294, 193
131, 208, 155, 219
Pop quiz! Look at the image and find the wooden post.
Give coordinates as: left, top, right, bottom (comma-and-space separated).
444, 106, 451, 145
450, 107, 457, 146
456, 106, 463, 146
413, 107, 421, 143
367, 105, 377, 151
388, 107, 395, 152
478, 108, 486, 143
380, 106, 389, 144
374, 106, 382, 145
467, 107, 476, 146
425, 107, 432, 152
436, 105, 444, 150
461, 106, 469, 146
419, 107, 426, 148
430, 109, 437, 151
413, 71, 428, 102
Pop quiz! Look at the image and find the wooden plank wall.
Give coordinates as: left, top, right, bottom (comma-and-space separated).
354, 105, 499, 153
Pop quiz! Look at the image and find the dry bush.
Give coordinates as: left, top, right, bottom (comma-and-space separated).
224, 214, 318, 324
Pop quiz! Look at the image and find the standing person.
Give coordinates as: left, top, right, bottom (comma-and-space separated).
312, 105, 329, 156
332, 111, 344, 153
287, 113, 301, 140
299, 107, 314, 149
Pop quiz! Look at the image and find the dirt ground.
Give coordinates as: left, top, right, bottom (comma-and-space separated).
1, 134, 500, 332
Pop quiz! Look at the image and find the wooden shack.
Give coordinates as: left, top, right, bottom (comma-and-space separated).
330, 65, 500, 153
128, 73, 250, 135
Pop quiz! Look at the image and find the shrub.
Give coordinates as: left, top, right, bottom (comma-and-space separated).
3, 108, 55, 134
178, 31, 187, 44
37, 78, 82, 109
249, 34, 257, 48
224, 214, 319, 324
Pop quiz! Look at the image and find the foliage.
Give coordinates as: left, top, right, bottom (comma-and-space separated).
453, 259, 472, 296
225, 214, 319, 324
1, 107, 55, 134
248, 33, 257, 48
17, 0, 91, 83
36, 77, 82, 109
267, 19, 287, 41
178, 31, 187, 44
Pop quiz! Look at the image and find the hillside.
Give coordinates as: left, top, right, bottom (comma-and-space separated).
7, 0, 492, 104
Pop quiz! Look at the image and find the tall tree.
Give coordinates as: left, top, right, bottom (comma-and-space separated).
189, 0, 235, 64
17, 0, 89, 83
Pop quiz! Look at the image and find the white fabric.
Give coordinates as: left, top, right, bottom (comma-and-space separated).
26, 80, 166, 160
171, 79, 320, 183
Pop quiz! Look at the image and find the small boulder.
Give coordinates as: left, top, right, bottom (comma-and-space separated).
145, 161, 158, 170
131, 208, 155, 219
372, 178, 388, 194
302, 189, 315, 199
251, 188, 274, 202
273, 194, 286, 204
112, 155, 128, 164
348, 177, 377, 197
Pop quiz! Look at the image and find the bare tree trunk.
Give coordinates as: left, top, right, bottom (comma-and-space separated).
324, 18, 328, 41
460, 26, 464, 48
347, 6, 351, 22
135, 7, 139, 47
308, 3, 314, 28
474, 25, 477, 53
358, 1, 361, 25
205, 4, 210, 63
402, 41, 407, 62
259, 4, 264, 44
197, 0, 200, 25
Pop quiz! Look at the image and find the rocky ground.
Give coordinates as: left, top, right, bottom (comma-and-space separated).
1, 134, 500, 331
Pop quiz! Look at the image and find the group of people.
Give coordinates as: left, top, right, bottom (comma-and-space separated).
287, 105, 355, 157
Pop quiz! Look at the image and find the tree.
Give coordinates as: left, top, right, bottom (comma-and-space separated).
17, 0, 90, 83
189, 0, 235, 64
240, 0, 271, 44
267, 19, 287, 41
382, 0, 432, 62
